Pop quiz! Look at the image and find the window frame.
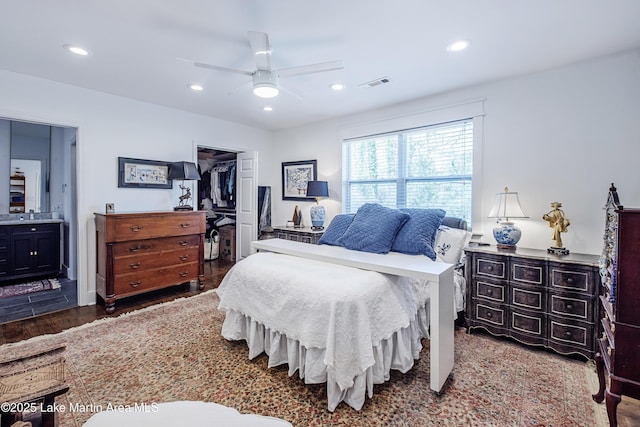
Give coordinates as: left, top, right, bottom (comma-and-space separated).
340, 99, 484, 231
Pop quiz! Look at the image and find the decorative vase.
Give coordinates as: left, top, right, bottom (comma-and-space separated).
493, 221, 522, 249
310, 204, 326, 229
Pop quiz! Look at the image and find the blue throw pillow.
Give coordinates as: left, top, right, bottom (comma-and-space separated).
318, 214, 355, 246
336, 203, 410, 254
391, 208, 446, 260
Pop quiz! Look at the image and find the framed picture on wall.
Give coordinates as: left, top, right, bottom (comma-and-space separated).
282, 160, 317, 201
118, 157, 173, 189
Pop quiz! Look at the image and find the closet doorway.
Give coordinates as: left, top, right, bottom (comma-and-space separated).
196, 146, 257, 263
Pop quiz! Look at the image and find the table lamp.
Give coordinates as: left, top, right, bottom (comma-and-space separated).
488, 187, 528, 250
168, 161, 200, 211
306, 180, 329, 230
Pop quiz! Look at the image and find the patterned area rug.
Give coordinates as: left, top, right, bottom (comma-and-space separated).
0, 278, 60, 298
0, 291, 608, 426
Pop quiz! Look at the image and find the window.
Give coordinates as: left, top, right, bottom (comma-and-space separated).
343, 119, 473, 224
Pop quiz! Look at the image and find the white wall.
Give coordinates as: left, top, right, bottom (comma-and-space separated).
0, 69, 273, 305
272, 49, 640, 255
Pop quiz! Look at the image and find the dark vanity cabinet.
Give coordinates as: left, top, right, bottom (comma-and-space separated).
0, 222, 61, 282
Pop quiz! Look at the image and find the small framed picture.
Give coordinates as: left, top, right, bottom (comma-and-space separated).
105, 203, 115, 213
282, 160, 317, 201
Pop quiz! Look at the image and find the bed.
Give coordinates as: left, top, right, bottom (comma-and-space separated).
216, 204, 471, 411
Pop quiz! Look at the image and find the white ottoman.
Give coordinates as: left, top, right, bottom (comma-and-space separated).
82, 401, 293, 427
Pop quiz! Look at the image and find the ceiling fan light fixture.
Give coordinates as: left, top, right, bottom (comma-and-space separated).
252, 70, 280, 98
253, 83, 279, 98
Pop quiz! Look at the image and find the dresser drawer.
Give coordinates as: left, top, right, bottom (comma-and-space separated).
511, 286, 545, 311
511, 259, 545, 286
114, 262, 199, 295
475, 256, 507, 280
106, 213, 205, 242
112, 235, 200, 257
510, 309, 546, 338
112, 247, 200, 275
549, 264, 595, 294
549, 294, 591, 321
548, 317, 591, 349
474, 303, 506, 327
475, 280, 506, 303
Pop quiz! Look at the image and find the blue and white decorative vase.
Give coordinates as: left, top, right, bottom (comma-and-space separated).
493, 221, 522, 249
310, 204, 326, 229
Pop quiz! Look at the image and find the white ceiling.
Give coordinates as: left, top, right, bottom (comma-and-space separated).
2, 1, 640, 131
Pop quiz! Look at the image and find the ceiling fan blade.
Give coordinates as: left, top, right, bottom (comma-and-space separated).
277, 60, 343, 78
193, 61, 253, 76
226, 79, 253, 96
248, 31, 272, 71
279, 85, 303, 100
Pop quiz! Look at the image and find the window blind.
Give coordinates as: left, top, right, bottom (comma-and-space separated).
343, 119, 473, 224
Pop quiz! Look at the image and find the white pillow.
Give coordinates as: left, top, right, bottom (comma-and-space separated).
435, 225, 472, 266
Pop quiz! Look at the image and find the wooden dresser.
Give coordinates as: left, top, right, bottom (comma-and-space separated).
465, 245, 600, 359
592, 185, 640, 426
95, 211, 206, 314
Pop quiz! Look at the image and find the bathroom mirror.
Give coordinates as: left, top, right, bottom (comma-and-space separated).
2, 119, 66, 214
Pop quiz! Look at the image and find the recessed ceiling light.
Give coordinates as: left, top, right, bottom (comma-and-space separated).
263, 106, 273, 112
331, 83, 345, 91
446, 39, 470, 52
63, 44, 89, 56
188, 84, 204, 91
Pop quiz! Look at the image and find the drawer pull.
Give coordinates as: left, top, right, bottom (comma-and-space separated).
486, 312, 493, 318
180, 223, 191, 228
179, 271, 189, 277
31, 227, 37, 232
129, 280, 141, 288
487, 266, 493, 271
129, 246, 141, 252
179, 255, 189, 261
566, 277, 574, 284
565, 331, 572, 337
486, 289, 493, 295
565, 304, 573, 310
130, 226, 143, 232
129, 262, 141, 269
179, 241, 189, 246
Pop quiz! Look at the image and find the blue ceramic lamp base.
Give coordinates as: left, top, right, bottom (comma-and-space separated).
493, 221, 522, 250
310, 204, 326, 230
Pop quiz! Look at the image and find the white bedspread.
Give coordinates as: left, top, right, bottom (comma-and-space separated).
217, 252, 446, 410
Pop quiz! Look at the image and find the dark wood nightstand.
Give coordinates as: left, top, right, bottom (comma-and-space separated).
272, 226, 324, 245
464, 245, 600, 359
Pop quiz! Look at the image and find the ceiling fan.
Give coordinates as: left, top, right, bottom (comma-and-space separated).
191, 31, 343, 99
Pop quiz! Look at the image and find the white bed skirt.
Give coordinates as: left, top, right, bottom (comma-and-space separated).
221, 303, 431, 412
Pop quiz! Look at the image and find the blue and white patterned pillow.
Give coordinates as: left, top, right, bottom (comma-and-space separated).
318, 214, 355, 246
391, 208, 446, 260
336, 203, 410, 254
435, 225, 473, 266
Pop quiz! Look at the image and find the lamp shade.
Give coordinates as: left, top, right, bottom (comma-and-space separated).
306, 181, 329, 198
168, 162, 201, 181
487, 187, 528, 220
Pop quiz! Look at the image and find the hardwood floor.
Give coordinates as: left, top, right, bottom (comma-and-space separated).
0, 258, 235, 346
0, 256, 638, 425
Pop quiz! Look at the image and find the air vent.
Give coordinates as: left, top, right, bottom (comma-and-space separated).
359, 76, 391, 88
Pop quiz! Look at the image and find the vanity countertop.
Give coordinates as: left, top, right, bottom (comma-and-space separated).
0, 218, 64, 225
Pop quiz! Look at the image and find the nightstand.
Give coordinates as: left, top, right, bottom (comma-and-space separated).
464, 245, 600, 359
272, 226, 324, 244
